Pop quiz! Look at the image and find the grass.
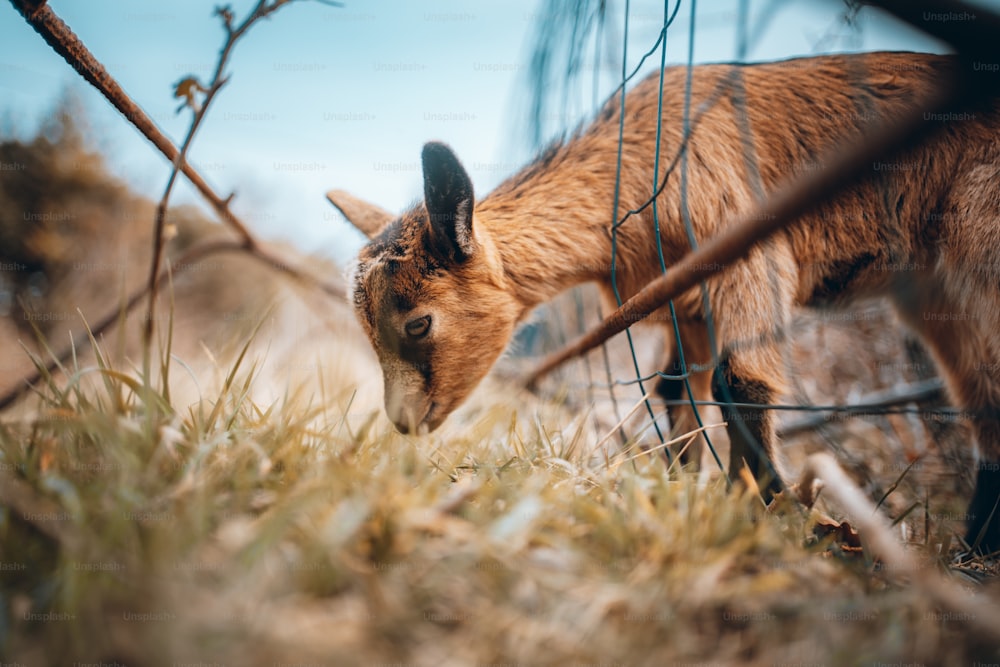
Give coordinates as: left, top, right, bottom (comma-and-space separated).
2, 319, 999, 666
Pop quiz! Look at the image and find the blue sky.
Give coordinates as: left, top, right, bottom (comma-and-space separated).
0, 0, 982, 264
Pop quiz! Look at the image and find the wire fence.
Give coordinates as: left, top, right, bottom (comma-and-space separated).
523, 0, 1000, 487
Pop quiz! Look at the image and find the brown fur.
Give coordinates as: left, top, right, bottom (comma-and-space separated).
330, 52, 1000, 552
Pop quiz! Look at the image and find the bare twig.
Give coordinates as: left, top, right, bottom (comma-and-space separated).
798, 453, 1000, 644
777, 378, 945, 438
4, 0, 345, 317
527, 80, 1000, 386
7, 0, 255, 244
144, 1, 311, 359
4, 0, 347, 410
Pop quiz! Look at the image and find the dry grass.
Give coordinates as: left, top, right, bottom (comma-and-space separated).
2, 105, 999, 666
2, 304, 999, 666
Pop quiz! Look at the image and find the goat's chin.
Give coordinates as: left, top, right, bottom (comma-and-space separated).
391, 380, 484, 435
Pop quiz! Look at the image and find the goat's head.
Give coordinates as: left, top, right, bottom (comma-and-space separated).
328, 142, 521, 434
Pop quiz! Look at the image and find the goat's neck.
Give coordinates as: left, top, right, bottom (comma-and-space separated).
475, 165, 627, 311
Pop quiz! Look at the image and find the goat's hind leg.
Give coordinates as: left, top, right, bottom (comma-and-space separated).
966, 416, 1000, 554
711, 346, 786, 501
896, 285, 1000, 554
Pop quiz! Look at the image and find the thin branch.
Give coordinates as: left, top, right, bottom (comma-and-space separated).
777, 378, 946, 437
797, 453, 1000, 644
5, 0, 347, 408
7, 0, 255, 244
526, 0, 1000, 386
144, 0, 312, 355
5, 0, 344, 321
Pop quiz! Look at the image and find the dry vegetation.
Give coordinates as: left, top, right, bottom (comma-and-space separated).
2, 111, 999, 666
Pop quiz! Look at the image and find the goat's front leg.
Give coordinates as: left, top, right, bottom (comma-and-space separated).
712, 348, 785, 500
656, 319, 723, 469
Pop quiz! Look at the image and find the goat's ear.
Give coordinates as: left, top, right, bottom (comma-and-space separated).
421, 142, 476, 262
326, 189, 394, 239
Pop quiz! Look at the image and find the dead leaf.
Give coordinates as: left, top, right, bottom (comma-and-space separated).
173, 76, 208, 113
813, 516, 864, 554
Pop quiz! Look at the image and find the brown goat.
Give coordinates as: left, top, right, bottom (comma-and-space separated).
328, 52, 1000, 554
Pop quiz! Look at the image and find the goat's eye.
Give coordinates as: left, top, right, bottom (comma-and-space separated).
405, 315, 431, 339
